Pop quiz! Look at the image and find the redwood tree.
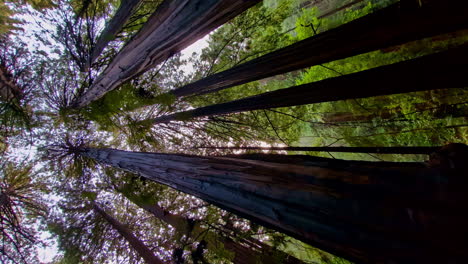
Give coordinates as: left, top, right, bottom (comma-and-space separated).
92, 201, 163, 264
72, 0, 468, 108
155, 0, 468, 100
84, 0, 144, 71
116, 178, 305, 264
71, 0, 261, 108
141, 44, 468, 124
59, 145, 468, 264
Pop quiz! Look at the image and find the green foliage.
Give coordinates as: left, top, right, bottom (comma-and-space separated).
69, 0, 119, 18
82, 83, 161, 131
271, 1, 468, 161
0, 2, 21, 35
81, 190, 97, 200
115, 173, 161, 207
276, 237, 352, 264
117, 0, 164, 42
192, 1, 294, 78
0, 0, 56, 35
0, 160, 48, 264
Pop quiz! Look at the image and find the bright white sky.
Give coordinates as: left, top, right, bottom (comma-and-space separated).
180, 35, 210, 73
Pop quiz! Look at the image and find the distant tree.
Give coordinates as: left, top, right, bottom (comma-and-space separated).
48, 185, 166, 264
85, 0, 144, 71
0, 0, 55, 35
0, 36, 41, 150
91, 201, 163, 264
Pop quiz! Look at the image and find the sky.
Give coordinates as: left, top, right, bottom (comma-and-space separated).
180, 35, 210, 74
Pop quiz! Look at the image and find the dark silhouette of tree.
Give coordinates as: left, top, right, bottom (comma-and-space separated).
140, 45, 468, 124
194, 146, 440, 155
148, 0, 468, 101
91, 201, 163, 264
50, 143, 468, 264
115, 176, 305, 264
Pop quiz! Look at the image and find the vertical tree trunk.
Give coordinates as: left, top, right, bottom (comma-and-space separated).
72, 0, 261, 108
119, 187, 305, 264
80, 146, 468, 264
141, 45, 468, 124
92, 201, 163, 264
84, 0, 143, 71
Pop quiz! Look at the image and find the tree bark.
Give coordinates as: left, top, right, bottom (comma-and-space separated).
81, 146, 468, 264
159, 0, 468, 99
72, 0, 261, 108
92, 201, 163, 264
0, 64, 23, 102
143, 44, 468, 124
120, 187, 305, 264
84, 0, 143, 71
195, 146, 441, 155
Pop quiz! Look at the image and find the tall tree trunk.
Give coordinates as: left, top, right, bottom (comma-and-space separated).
142, 44, 468, 124
92, 201, 163, 264
119, 186, 305, 264
84, 0, 143, 71
195, 146, 441, 155
72, 0, 468, 109
72, 0, 261, 108
157, 0, 468, 99
79, 146, 468, 264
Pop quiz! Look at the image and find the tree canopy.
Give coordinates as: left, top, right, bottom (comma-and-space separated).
0, 0, 467, 263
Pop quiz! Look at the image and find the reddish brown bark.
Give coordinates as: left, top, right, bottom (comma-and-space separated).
72, 0, 260, 108
162, 0, 468, 98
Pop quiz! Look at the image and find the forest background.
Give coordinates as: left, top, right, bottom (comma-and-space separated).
0, 0, 467, 263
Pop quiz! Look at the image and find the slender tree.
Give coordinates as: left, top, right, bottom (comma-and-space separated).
48, 184, 167, 264
193, 146, 441, 155
115, 178, 305, 264
140, 44, 468, 124
53, 143, 468, 264
84, 0, 143, 71
71, 0, 261, 108
91, 201, 163, 264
